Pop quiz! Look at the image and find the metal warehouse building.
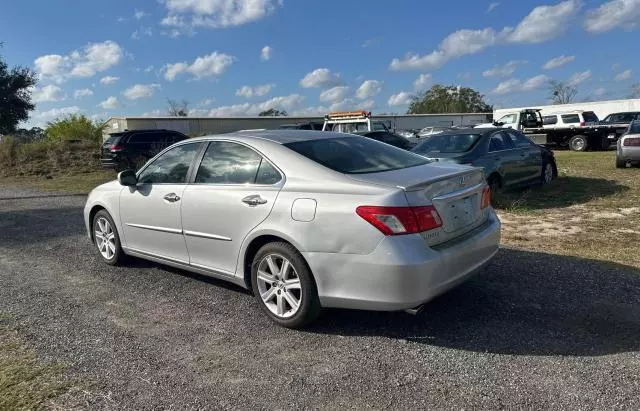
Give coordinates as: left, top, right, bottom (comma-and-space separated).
102, 113, 492, 140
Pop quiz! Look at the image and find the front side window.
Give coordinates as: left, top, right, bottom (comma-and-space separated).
138, 143, 200, 184
498, 114, 517, 124
195, 141, 280, 184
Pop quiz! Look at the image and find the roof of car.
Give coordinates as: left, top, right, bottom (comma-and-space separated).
189, 129, 352, 144
440, 127, 501, 135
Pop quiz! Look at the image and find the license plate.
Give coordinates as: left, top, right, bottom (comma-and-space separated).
445, 195, 478, 232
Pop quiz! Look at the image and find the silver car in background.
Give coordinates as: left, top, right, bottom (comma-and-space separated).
84, 130, 500, 328
616, 121, 640, 168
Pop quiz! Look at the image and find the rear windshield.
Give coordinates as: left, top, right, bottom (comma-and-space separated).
582, 111, 599, 122
412, 133, 482, 154
104, 134, 123, 145
284, 136, 428, 174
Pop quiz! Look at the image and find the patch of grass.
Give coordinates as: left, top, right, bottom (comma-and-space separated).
0, 318, 70, 410
0, 170, 116, 193
496, 150, 640, 267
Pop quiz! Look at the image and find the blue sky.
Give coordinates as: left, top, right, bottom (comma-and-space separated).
2, 0, 639, 126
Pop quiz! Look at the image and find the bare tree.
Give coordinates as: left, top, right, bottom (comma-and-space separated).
549, 80, 577, 104
630, 83, 640, 99
167, 99, 189, 117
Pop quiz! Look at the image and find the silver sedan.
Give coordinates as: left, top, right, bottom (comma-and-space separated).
84, 130, 501, 328
616, 121, 640, 168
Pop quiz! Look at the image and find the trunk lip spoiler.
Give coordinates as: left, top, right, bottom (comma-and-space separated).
398, 168, 483, 192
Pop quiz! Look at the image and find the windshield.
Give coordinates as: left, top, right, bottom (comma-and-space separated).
284, 136, 429, 174
372, 122, 387, 131
412, 133, 482, 154
629, 122, 640, 134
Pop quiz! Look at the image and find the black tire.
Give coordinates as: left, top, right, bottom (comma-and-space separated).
541, 161, 554, 185
251, 242, 322, 329
616, 156, 626, 168
487, 174, 501, 198
569, 135, 588, 152
92, 210, 125, 266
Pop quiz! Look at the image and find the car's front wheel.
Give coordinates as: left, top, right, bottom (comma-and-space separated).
251, 242, 321, 329
541, 161, 554, 185
92, 210, 125, 266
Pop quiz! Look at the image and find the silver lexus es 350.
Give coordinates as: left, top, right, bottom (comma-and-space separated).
84, 130, 501, 328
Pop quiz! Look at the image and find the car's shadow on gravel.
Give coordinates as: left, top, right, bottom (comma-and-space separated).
309, 248, 640, 357
0, 206, 85, 246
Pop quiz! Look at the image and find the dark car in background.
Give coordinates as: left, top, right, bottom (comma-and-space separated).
278, 122, 324, 130
412, 128, 557, 192
101, 129, 188, 171
356, 131, 417, 150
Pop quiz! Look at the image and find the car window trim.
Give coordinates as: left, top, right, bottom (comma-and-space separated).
187, 139, 285, 186
135, 141, 205, 185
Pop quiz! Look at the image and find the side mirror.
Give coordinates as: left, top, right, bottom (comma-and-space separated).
118, 170, 138, 187
493, 121, 505, 127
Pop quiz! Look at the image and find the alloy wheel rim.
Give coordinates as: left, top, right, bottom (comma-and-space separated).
544, 164, 553, 184
573, 139, 585, 150
95, 217, 116, 260
256, 254, 302, 319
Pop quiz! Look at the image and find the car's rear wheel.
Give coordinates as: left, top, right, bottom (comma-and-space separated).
92, 210, 125, 266
251, 242, 321, 329
541, 162, 554, 185
616, 156, 627, 168
569, 135, 588, 152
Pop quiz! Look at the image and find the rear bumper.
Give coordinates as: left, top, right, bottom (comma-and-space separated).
305, 210, 501, 311
618, 146, 640, 161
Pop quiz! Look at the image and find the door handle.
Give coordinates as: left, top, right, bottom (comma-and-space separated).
242, 195, 267, 206
163, 193, 181, 202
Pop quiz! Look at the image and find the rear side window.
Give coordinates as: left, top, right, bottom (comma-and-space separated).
284, 137, 428, 174
582, 112, 599, 122
561, 114, 580, 124
507, 131, 534, 148
196, 141, 264, 184
489, 133, 515, 151
628, 122, 640, 134
543, 116, 557, 125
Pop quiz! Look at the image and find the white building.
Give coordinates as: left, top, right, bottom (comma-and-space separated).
102, 113, 492, 140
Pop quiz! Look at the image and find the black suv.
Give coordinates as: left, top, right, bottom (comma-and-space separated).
101, 129, 188, 171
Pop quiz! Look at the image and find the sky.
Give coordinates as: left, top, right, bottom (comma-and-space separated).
1, 0, 639, 127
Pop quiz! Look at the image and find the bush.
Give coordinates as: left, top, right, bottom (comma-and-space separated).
46, 114, 104, 142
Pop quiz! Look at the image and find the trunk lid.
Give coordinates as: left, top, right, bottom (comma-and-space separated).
349, 163, 489, 245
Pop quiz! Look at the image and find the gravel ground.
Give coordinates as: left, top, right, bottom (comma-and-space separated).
1, 187, 639, 409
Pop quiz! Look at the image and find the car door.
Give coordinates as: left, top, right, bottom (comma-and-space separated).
119, 142, 202, 264
181, 140, 284, 275
506, 130, 542, 182
488, 132, 523, 186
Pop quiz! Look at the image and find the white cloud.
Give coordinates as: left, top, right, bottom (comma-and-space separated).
34, 55, 67, 83
299, 68, 343, 88
593, 87, 607, 97
543, 55, 575, 69
235, 83, 275, 98
31, 106, 82, 126
99, 96, 119, 109
144, 65, 155, 73
483, 60, 527, 78
360, 99, 375, 110
134, 9, 148, 20
161, 0, 282, 33
568, 70, 592, 86
163, 52, 235, 81
388, 91, 413, 107
615, 69, 633, 81
413, 74, 432, 90
142, 109, 164, 117
491, 74, 550, 94
32, 85, 66, 103
189, 108, 210, 116
100, 76, 120, 85
361, 37, 382, 48
74, 88, 94, 99
355, 80, 383, 99
487, 2, 500, 12
390, 0, 579, 71
123, 84, 161, 100
522, 74, 550, 91
584, 0, 640, 33
320, 86, 350, 103
261, 46, 272, 61
507, 0, 580, 43
132, 27, 153, 40
69, 41, 124, 78
199, 98, 215, 106
207, 94, 304, 116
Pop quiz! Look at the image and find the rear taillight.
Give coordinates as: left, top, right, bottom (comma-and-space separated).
110, 144, 125, 151
580, 121, 585, 127
481, 186, 491, 209
623, 138, 640, 147
356, 205, 442, 236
